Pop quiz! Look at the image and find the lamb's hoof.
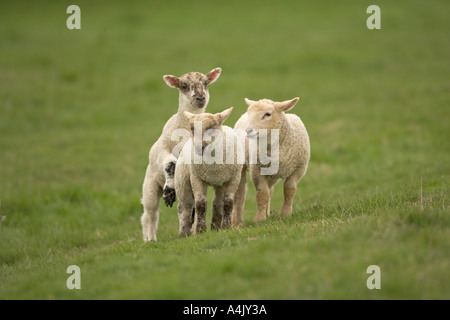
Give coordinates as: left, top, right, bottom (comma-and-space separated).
143, 235, 156, 242
196, 223, 207, 234
179, 229, 191, 238
211, 221, 221, 231
254, 215, 266, 223
231, 216, 243, 228
280, 210, 292, 218
222, 217, 231, 229
163, 187, 176, 207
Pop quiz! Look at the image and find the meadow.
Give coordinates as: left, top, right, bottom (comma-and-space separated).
0, 0, 448, 299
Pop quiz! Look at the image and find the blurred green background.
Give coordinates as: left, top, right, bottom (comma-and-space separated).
0, 0, 448, 299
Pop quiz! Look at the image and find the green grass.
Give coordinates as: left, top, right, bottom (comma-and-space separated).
0, 0, 449, 299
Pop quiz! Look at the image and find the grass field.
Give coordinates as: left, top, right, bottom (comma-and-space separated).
0, 0, 449, 299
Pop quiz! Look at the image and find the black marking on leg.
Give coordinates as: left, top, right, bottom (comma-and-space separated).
165, 161, 176, 178
222, 197, 233, 228
211, 201, 223, 230
163, 186, 176, 207
224, 197, 233, 215
196, 198, 207, 233
195, 198, 207, 215
191, 207, 195, 225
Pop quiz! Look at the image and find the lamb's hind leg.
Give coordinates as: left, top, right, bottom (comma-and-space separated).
281, 165, 307, 217
141, 179, 163, 242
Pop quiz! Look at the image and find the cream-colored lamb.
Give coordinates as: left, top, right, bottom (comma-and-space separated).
141, 68, 222, 242
175, 107, 244, 236
233, 97, 310, 225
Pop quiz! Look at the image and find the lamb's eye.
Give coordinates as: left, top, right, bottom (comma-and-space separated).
181, 83, 189, 91
262, 112, 271, 119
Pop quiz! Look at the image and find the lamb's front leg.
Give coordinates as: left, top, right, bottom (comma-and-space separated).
222, 194, 234, 229
211, 186, 224, 230
251, 168, 270, 223
162, 156, 177, 207
223, 174, 240, 228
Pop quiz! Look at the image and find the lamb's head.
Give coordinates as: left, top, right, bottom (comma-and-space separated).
163, 68, 222, 111
244, 97, 299, 138
184, 107, 233, 156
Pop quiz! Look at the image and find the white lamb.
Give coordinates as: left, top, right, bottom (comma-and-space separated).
141, 68, 222, 242
232, 97, 310, 225
175, 107, 244, 236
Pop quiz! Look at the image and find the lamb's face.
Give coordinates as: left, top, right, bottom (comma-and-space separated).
163, 68, 221, 109
244, 98, 300, 138
245, 99, 279, 138
178, 72, 210, 109
189, 114, 222, 155
184, 108, 233, 156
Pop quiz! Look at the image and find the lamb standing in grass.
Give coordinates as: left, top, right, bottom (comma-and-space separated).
141, 68, 222, 242
175, 107, 244, 236
232, 97, 310, 226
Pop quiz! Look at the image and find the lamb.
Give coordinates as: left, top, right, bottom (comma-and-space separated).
141, 68, 222, 242
232, 97, 310, 225
175, 107, 244, 236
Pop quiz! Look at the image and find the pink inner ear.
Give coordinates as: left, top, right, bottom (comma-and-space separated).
169, 78, 178, 87
165, 76, 179, 88
207, 69, 220, 83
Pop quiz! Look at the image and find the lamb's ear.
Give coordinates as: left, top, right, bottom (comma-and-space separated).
244, 98, 256, 106
183, 111, 195, 121
276, 97, 299, 112
206, 67, 222, 84
163, 75, 180, 89
217, 107, 233, 124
